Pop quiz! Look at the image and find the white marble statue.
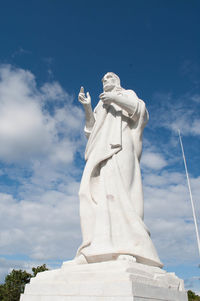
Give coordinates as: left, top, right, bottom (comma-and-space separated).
76, 72, 163, 268
21, 73, 188, 300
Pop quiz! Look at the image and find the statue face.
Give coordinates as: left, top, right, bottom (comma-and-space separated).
102, 73, 120, 92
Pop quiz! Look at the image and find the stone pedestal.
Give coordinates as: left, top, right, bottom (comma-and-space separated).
20, 260, 188, 301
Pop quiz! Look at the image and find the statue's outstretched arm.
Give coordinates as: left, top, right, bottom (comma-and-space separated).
78, 87, 95, 134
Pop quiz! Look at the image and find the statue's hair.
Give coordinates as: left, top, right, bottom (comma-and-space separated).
102, 72, 121, 86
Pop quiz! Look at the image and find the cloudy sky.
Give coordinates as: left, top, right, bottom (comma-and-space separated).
0, 0, 200, 294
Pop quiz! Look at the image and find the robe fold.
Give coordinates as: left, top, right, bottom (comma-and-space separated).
77, 89, 163, 268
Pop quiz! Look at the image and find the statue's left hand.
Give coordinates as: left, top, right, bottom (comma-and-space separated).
99, 92, 116, 104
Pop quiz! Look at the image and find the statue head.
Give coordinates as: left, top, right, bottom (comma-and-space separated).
102, 72, 121, 92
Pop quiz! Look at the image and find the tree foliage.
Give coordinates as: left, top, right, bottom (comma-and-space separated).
188, 290, 200, 301
32, 264, 48, 277
0, 264, 48, 301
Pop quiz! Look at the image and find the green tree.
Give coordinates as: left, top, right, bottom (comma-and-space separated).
0, 285, 6, 300
32, 264, 48, 277
0, 264, 48, 301
188, 290, 200, 301
0, 269, 31, 301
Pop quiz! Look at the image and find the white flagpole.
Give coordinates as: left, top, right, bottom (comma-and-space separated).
178, 129, 200, 257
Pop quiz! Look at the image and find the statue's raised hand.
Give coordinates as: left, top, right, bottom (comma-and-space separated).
78, 86, 91, 106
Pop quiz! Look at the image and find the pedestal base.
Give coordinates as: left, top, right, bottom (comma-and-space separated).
20, 261, 188, 301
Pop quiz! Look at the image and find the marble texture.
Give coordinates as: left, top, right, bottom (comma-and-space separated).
77, 72, 162, 268
21, 260, 187, 301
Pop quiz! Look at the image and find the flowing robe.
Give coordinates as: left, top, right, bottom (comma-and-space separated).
77, 88, 163, 268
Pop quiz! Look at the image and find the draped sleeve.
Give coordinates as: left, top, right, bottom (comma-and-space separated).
84, 102, 101, 139
116, 89, 149, 128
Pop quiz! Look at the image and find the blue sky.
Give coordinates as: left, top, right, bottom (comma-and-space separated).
0, 0, 199, 294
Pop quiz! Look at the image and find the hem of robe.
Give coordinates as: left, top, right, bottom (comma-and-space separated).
78, 249, 163, 268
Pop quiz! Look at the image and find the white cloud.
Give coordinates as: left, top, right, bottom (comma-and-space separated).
0, 65, 86, 282
0, 257, 56, 284
141, 124, 200, 267
0, 64, 84, 164
41, 81, 71, 102
149, 92, 200, 137
141, 151, 167, 170
0, 191, 81, 261
0, 65, 50, 162
191, 94, 200, 103
143, 171, 185, 187
143, 172, 200, 265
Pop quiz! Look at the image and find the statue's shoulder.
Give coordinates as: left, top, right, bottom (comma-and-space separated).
123, 89, 138, 98
123, 89, 147, 109
126, 89, 136, 93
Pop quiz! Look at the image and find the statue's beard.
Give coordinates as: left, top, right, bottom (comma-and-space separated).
103, 84, 117, 92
